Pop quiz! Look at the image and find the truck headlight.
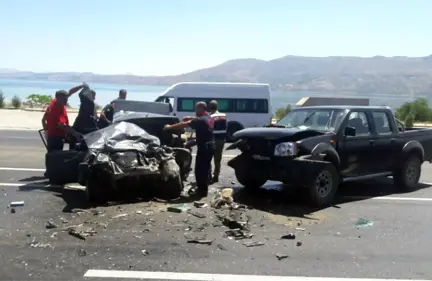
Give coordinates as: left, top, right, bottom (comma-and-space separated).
274, 142, 297, 157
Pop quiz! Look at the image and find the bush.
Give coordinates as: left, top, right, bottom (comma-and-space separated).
404, 114, 414, 128
26, 94, 53, 108
395, 98, 432, 122
0, 90, 4, 109
11, 95, 22, 109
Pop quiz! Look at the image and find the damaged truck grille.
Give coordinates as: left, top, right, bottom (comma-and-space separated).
247, 139, 273, 157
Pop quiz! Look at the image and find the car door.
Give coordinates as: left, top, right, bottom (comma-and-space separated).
369, 111, 396, 172
338, 111, 375, 176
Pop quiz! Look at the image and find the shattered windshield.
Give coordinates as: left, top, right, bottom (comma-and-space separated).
276, 108, 345, 132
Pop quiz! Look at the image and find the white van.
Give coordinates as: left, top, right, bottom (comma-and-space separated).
154, 82, 272, 140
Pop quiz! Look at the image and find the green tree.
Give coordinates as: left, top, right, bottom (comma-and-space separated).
273, 104, 292, 120
0, 90, 5, 109
26, 94, 53, 108
11, 95, 21, 109
395, 98, 432, 122
404, 113, 414, 128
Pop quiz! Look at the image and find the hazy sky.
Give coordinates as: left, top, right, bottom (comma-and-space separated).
0, 0, 431, 75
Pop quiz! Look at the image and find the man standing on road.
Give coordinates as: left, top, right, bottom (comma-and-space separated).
208, 100, 227, 183
163, 101, 215, 198
99, 89, 127, 127
41, 84, 85, 152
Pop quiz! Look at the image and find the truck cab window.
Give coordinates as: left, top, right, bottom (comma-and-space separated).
372, 112, 391, 134
347, 111, 371, 136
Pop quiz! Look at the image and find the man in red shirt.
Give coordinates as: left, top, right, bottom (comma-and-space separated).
42, 84, 85, 152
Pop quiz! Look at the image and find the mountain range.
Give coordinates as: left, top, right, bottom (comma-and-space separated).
3, 55, 432, 95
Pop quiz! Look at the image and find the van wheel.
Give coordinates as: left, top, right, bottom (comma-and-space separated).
235, 163, 268, 189
306, 164, 339, 208
393, 154, 421, 192
227, 123, 242, 142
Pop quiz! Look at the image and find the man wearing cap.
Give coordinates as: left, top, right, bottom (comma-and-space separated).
208, 100, 227, 183
42, 83, 85, 152
99, 89, 127, 127
163, 101, 215, 198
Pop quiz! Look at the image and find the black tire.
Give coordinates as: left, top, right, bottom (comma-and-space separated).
226, 123, 242, 142
305, 164, 339, 208
154, 174, 183, 200
235, 162, 268, 189
393, 154, 421, 192
85, 171, 108, 204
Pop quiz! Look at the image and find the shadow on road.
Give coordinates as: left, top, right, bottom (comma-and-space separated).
230, 177, 432, 220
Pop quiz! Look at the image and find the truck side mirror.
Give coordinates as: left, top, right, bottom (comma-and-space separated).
344, 126, 356, 137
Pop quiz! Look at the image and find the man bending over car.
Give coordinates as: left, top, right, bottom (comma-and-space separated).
98, 89, 127, 128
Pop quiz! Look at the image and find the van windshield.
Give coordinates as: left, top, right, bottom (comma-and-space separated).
155, 96, 165, 102
276, 108, 345, 132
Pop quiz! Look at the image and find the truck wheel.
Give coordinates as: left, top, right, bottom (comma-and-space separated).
154, 174, 183, 200
393, 154, 421, 192
306, 164, 339, 208
235, 163, 268, 189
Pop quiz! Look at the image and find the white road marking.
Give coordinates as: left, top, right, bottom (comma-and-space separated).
0, 182, 62, 188
0, 167, 45, 172
83, 270, 425, 281
2, 136, 40, 140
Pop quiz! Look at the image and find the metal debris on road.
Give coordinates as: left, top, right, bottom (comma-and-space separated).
50, 232, 57, 238
295, 227, 305, 231
193, 201, 207, 208
30, 242, 51, 248
225, 229, 253, 240
217, 244, 227, 251
296, 241, 302, 246
9, 201, 24, 207
78, 249, 87, 257
276, 254, 289, 260
187, 239, 213, 245
211, 188, 234, 208
141, 250, 149, 256
355, 218, 374, 228
45, 220, 58, 229
67, 225, 96, 240
243, 241, 265, 248
281, 233, 296, 240
111, 213, 128, 219
10, 208, 15, 214
216, 209, 250, 231
187, 210, 206, 219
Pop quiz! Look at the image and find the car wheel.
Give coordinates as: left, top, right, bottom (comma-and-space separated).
393, 154, 421, 192
306, 164, 339, 208
235, 162, 268, 189
154, 174, 183, 201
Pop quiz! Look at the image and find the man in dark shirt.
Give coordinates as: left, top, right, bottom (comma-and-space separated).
163, 101, 215, 197
73, 85, 98, 135
99, 89, 127, 127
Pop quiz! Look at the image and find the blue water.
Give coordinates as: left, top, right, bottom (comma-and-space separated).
0, 79, 418, 112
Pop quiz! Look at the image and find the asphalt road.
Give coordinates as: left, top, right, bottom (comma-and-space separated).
1, 130, 432, 281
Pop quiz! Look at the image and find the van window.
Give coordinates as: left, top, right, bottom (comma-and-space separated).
177, 97, 268, 113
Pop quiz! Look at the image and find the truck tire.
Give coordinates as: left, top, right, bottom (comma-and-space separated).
393, 154, 421, 192
235, 162, 268, 189
306, 164, 339, 208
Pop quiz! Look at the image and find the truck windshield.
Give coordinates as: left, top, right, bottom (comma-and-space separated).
276, 109, 345, 132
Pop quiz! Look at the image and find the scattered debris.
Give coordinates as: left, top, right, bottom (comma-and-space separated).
276, 254, 289, 260
141, 250, 149, 256
217, 244, 227, 251
45, 220, 58, 229
91, 210, 104, 216
217, 209, 250, 230
211, 188, 234, 208
30, 242, 51, 248
281, 233, 296, 240
10, 201, 24, 207
67, 225, 96, 240
243, 241, 265, 248
60, 217, 69, 224
10, 208, 15, 214
193, 201, 207, 208
355, 218, 374, 228
71, 208, 88, 215
295, 227, 305, 231
50, 232, 58, 238
187, 239, 213, 245
78, 249, 87, 257
187, 210, 206, 219
225, 229, 253, 240
111, 213, 128, 219
296, 241, 302, 246
136, 210, 143, 214
167, 204, 190, 213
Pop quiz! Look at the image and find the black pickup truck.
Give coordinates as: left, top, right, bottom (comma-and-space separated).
227, 106, 432, 207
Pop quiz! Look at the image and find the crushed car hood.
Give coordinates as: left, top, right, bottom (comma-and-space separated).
233, 127, 324, 140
